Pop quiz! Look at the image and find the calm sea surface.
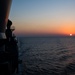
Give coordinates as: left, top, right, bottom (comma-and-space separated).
18, 37, 75, 75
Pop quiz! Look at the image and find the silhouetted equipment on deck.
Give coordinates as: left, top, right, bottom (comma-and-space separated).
0, 0, 19, 75
5, 20, 12, 41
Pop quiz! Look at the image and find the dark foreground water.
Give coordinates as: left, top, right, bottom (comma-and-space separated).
18, 37, 75, 75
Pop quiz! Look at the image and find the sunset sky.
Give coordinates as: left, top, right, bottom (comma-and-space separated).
9, 0, 75, 36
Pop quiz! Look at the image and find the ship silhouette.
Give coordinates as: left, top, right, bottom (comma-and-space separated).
0, 0, 21, 75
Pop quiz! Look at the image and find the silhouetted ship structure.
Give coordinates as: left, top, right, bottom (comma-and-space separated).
0, 0, 21, 75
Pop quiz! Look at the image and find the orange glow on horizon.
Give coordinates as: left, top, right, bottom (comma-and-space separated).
70, 34, 72, 36
14, 19, 75, 36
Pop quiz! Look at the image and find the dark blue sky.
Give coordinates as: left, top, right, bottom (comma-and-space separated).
9, 0, 75, 35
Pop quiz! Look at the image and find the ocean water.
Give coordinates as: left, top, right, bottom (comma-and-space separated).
18, 37, 75, 75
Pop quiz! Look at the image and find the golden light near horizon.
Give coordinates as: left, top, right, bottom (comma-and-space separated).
70, 34, 72, 36
9, 0, 75, 36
